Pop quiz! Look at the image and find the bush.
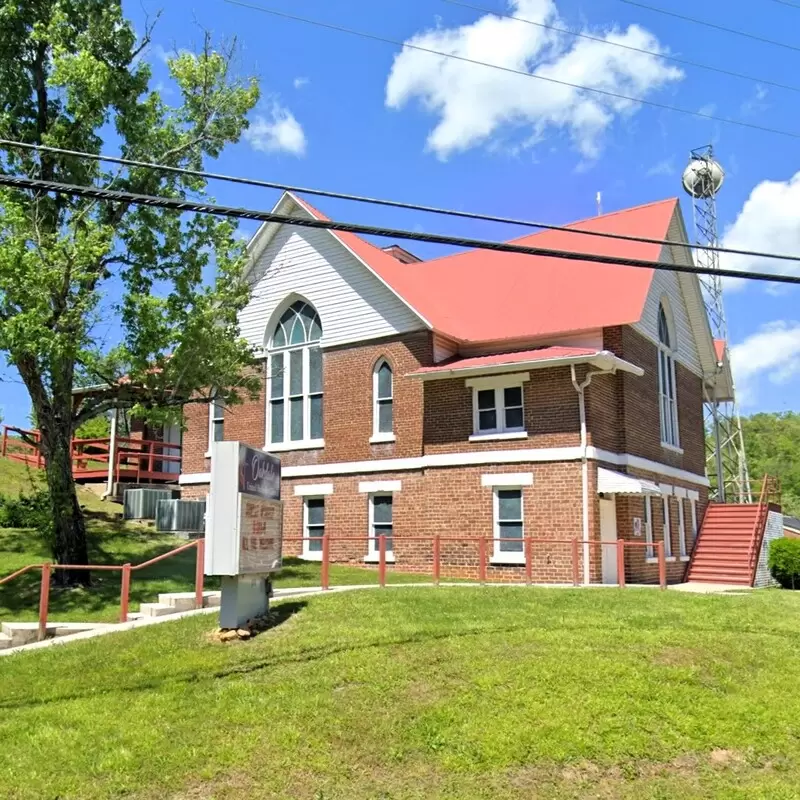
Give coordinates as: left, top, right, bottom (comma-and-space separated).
768, 537, 800, 589
0, 489, 52, 541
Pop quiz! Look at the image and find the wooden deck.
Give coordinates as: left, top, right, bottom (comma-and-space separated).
1, 426, 181, 484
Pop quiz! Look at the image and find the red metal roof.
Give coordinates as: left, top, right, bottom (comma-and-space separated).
292, 194, 679, 346
410, 347, 599, 376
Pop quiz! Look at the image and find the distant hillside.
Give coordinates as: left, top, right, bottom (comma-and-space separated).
742, 412, 800, 517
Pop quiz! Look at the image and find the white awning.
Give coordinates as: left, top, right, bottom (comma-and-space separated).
597, 467, 661, 496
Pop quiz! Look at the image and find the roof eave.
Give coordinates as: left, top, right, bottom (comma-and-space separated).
407, 351, 643, 381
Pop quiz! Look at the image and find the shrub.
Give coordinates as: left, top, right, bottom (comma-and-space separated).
768, 537, 800, 589
0, 489, 53, 546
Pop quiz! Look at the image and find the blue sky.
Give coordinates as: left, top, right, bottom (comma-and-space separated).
3, 0, 800, 426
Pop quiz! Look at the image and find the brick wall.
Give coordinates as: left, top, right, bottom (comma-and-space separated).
423, 366, 581, 454
281, 462, 588, 583
602, 326, 705, 476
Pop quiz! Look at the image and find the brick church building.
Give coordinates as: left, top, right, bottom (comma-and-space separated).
179, 192, 728, 584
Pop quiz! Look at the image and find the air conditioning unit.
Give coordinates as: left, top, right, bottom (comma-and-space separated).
156, 499, 207, 537
123, 488, 178, 520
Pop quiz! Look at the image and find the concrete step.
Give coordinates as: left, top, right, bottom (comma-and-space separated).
0, 621, 108, 646
1, 622, 39, 647
138, 603, 177, 618
0, 633, 13, 650
157, 591, 221, 612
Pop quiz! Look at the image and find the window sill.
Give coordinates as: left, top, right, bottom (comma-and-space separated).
469, 431, 528, 443
265, 439, 325, 453
645, 557, 659, 564
660, 442, 684, 454
363, 555, 396, 564
645, 556, 678, 564
679, 555, 690, 562
369, 433, 396, 444
665, 556, 677, 562
490, 555, 526, 566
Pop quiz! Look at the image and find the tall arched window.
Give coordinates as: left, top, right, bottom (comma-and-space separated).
268, 300, 323, 446
372, 359, 394, 441
657, 303, 679, 447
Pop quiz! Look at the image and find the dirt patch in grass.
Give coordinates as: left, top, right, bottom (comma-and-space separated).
651, 646, 701, 668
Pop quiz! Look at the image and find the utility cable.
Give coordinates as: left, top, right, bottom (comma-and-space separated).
2, 171, 800, 286
619, 0, 800, 53
223, 0, 800, 140
3, 137, 800, 265
442, 0, 800, 94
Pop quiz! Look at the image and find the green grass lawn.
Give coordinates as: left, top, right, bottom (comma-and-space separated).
2, 587, 800, 799
0, 457, 428, 622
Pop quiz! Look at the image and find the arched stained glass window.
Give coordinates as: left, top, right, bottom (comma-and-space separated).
268, 300, 323, 445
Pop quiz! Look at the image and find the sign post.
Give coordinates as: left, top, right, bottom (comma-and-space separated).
205, 442, 282, 629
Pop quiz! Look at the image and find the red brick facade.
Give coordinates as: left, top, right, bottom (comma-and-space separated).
180, 325, 708, 585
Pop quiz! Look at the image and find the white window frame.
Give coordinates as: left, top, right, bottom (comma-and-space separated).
660, 484, 674, 560
466, 373, 529, 441
370, 359, 395, 443
657, 303, 680, 450
491, 486, 526, 565
688, 490, 699, 555
674, 487, 688, 559
644, 494, 655, 561
206, 392, 225, 457
366, 493, 395, 563
266, 302, 324, 452
302, 496, 326, 561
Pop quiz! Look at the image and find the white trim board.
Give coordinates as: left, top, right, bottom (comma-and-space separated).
294, 483, 334, 496
178, 447, 708, 487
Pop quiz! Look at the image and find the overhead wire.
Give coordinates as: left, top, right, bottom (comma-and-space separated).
3, 137, 800, 265
442, 0, 800, 94
2, 171, 800, 286
619, 0, 800, 53
223, 0, 800, 140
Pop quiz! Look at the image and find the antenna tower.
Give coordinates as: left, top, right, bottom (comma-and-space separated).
682, 145, 751, 502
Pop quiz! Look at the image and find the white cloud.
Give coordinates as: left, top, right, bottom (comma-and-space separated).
244, 104, 307, 157
730, 321, 800, 406
385, 0, 683, 159
720, 171, 800, 291
646, 157, 675, 177
150, 43, 191, 65
293, 77, 310, 89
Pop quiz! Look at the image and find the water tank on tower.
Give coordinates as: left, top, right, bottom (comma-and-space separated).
682, 155, 724, 198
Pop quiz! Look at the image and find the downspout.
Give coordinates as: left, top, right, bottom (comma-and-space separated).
571, 365, 593, 585
102, 408, 118, 499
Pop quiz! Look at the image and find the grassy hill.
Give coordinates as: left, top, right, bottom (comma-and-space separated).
0, 457, 424, 623
2, 586, 800, 799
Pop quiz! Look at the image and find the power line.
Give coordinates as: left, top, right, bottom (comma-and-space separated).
3, 137, 800, 266
224, 0, 800, 140
442, 0, 800, 94
2, 171, 800, 286
770, 0, 800, 7
619, 0, 800, 53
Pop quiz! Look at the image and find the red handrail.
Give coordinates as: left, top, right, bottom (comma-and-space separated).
0, 539, 205, 642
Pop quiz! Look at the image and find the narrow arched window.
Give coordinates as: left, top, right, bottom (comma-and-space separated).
372, 359, 394, 440
657, 303, 679, 448
268, 300, 323, 446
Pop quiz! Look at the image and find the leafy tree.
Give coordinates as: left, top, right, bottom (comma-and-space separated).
742, 412, 800, 517
0, 2, 261, 583
74, 413, 110, 440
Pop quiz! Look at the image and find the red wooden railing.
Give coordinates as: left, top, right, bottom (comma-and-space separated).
747, 474, 781, 585
1, 425, 181, 483
283, 535, 667, 592
0, 539, 204, 643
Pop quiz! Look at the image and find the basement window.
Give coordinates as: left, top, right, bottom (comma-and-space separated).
492, 488, 525, 564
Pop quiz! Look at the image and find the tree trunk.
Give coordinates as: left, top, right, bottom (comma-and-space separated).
39, 413, 90, 588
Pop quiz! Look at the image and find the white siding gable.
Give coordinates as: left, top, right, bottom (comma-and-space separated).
633, 243, 702, 376
239, 223, 426, 352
